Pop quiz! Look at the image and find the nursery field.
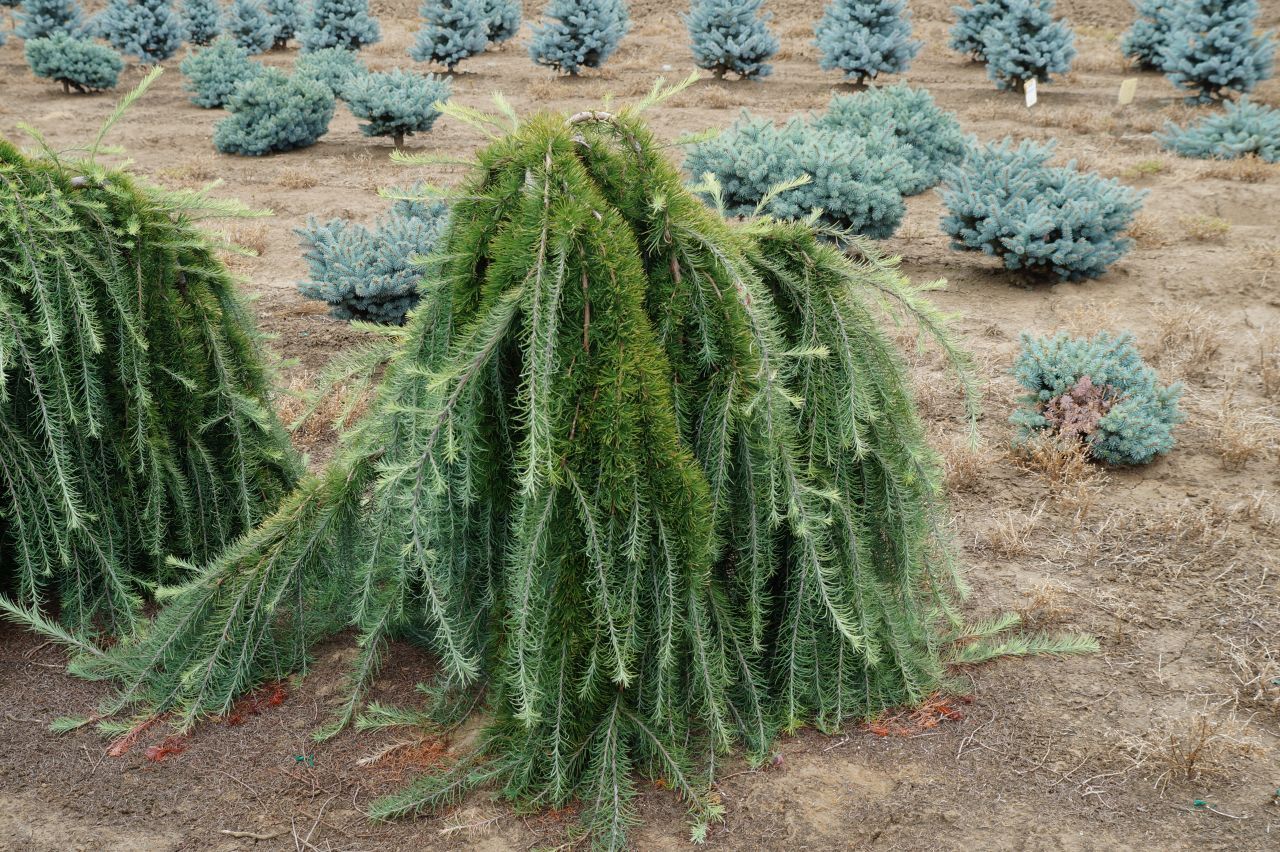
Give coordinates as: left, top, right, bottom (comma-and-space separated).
2, 0, 1279, 849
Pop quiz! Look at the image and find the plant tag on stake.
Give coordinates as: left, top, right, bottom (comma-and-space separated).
1024, 78, 1038, 108
1117, 78, 1137, 106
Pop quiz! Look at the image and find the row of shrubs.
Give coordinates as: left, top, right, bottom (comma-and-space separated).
297, 82, 1276, 324
180, 42, 453, 154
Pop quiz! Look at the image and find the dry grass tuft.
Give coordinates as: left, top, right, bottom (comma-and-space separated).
1013, 435, 1107, 525
1210, 404, 1274, 471
1053, 298, 1118, 337
1123, 158, 1169, 179
276, 168, 320, 190
1125, 212, 1170, 249
1255, 329, 1280, 399
938, 434, 993, 495
1016, 581, 1075, 629
1179, 214, 1231, 242
1119, 710, 1265, 791
228, 222, 270, 258
979, 504, 1046, 558
1151, 305, 1223, 381
158, 157, 219, 185
1196, 155, 1275, 183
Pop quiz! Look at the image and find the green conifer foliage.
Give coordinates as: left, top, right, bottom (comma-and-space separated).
409, 0, 489, 70
180, 0, 221, 45
343, 68, 452, 147
0, 90, 299, 636
300, 0, 381, 52
25, 33, 124, 92
948, 0, 1009, 62
74, 87, 973, 847
222, 0, 273, 54
15, 0, 84, 40
980, 0, 1075, 92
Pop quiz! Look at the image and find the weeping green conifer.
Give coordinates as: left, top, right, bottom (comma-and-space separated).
0, 73, 300, 637
77, 80, 983, 845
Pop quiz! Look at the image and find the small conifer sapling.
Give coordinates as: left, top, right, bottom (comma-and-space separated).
344, 68, 452, 148
223, 0, 274, 54
180, 35, 263, 107
483, 0, 521, 44
410, 0, 489, 71
100, 0, 185, 64
180, 0, 220, 45
213, 67, 336, 155
529, 0, 630, 75
815, 0, 921, 85
1160, 0, 1275, 103
15, 0, 84, 40
300, 0, 381, 52
949, 0, 1009, 62
1156, 97, 1280, 162
980, 0, 1075, 92
1121, 0, 1178, 71
25, 32, 124, 92
265, 0, 300, 48
685, 0, 779, 81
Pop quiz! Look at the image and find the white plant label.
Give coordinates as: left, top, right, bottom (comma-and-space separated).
1024, 79, 1038, 108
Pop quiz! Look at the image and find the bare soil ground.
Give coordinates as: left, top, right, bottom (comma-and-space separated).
2, 1, 1279, 849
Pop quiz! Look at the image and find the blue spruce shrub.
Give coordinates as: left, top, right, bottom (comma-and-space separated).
409, 0, 489, 70
815, 0, 921, 85
265, 0, 300, 47
15, 0, 84, 40
297, 196, 451, 323
1121, 0, 1178, 71
483, 0, 521, 44
684, 0, 779, 81
344, 68, 452, 147
213, 67, 336, 155
940, 138, 1147, 281
685, 115, 911, 238
222, 0, 273, 54
300, 0, 381, 52
1161, 0, 1275, 103
99, 0, 184, 63
179, 0, 220, 45
1012, 331, 1184, 466
981, 0, 1075, 92
949, 0, 1009, 61
1156, 97, 1279, 162
25, 33, 124, 92
813, 84, 967, 195
179, 36, 263, 108
294, 46, 367, 97
529, 0, 630, 75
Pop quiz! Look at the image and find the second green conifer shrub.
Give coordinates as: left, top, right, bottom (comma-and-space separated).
265, 0, 300, 47
180, 0, 221, 45
343, 68, 452, 148
1121, 0, 1178, 71
483, 0, 521, 43
179, 36, 264, 108
1156, 97, 1279, 163
25, 33, 124, 93
949, 0, 1009, 61
940, 138, 1146, 281
15, 0, 84, 40
1160, 0, 1275, 103
1012, 332, 1184, 466
213, 68, 336, 155
99, 0, 185, 64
